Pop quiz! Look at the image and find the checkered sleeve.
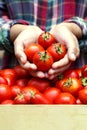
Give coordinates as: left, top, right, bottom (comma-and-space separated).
0, 19, 29, 53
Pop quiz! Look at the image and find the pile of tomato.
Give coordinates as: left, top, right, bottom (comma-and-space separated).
0, 64, 87, 105
0, 32, 87, 105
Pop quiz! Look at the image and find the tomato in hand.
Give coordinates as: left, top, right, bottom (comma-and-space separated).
47, 43, 66, 61
24, 43, 44, 62
33, 50, 53, 72
38, 32, 56, 49
54, 92, 76, 104
27, 77, 51, 93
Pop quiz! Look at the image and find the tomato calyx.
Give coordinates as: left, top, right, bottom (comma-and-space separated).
63, 78, 73, 88
55, 44, 63, 54
42, 32, 50, 41
81, 77, 87, 87
38, 51, 51, 62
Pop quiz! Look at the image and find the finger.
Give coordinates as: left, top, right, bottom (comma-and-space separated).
29, 71, 46, 78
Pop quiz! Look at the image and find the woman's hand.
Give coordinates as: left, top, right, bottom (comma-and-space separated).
46, 22, 82, 79
12, 25, 47, 78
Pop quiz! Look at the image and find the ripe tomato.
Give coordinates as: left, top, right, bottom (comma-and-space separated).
0, 84, 12, 103
1, 100, 14, 105
54, 92, 76, 104
63, 69, 80, 79
75, 68, 82, 78
14, 65, 29, 79
47, 43, 66, 61
22, 86, 40, 103
78, 88, 87, 104
33, 50, 53, 72
30, 92, 51, 104
24, 43, 44, 62
56, 77, 83, 96
11, 85, 22, 99
82, 64, 87, 77
4, 74, 16, 86
38, 32, 56, 49
27, 77, 51, 93
44, 87, 61, 103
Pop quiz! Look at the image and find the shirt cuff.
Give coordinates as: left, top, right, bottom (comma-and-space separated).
0, 20, 29, 53
66, 17, 87, 39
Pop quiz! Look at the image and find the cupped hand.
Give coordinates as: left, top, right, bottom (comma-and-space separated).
13, 25, 47, 78
46, 23, 80, 79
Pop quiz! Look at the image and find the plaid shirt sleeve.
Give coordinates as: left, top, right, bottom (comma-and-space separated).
0, 18, 29, 53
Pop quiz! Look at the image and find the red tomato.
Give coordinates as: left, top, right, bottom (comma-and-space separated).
15, 78, 28, 87
44, 87, 61, 103
56, 77, 83, 96
1, 100, 14, 105
54, 92, 76, 104
11, 85, 22, 99
0, 76, 8, 84
24, 43, 44, 62
78, 88, 87, 104
14, 65, 29, 79
38, 32, 56, 49
47, 43, 66, 61
81, 64, 87, 77
0, 84, 12, 103
75, 68, 82, 78
30, 92, 51, 104
22, 86, 40, 103
33, 50, 53, 72
27, 77, 51, 93
63, 69, 80, 79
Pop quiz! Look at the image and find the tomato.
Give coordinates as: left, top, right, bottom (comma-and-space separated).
1, 100, 14, 105
54, 92, 76, 104
81, 77, 87, 87
15, 78, 28, 87
14, 65, 29, 79
56, 77, 83, 96
44, 87, 61, 103
0, 76, 8, 84
78, 88, 87, 104
47, 43, 66, 61
0, 84, 12, 103
24, 43, 44, 62
38, 32, 56, 49
27, 77, 51, 93
63, 69, 80, 79
11, 85, 22, 99
81, 64, 87, 77
33, 50, 53, 72
30, 92, 51, 104
22, 86, 40, 103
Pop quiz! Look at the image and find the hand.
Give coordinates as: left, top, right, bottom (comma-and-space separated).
13, 25, 46, 78
46, 23, 81, 79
